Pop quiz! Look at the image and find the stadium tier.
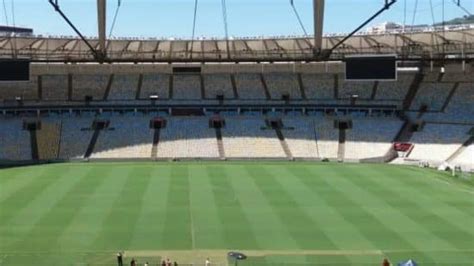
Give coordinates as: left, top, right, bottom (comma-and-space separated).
0, 62, 472, 172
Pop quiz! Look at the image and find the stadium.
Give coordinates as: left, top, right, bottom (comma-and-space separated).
0, 0, 473, 265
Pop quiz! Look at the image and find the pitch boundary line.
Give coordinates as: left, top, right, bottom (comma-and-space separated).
430, 175, 474, 195
2, 249, 474, 255
188, 187, 196, 250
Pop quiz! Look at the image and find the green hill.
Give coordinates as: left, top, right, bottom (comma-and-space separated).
435, 15, 474, 25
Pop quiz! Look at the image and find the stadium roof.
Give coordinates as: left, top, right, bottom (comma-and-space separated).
1, 27, 473, 62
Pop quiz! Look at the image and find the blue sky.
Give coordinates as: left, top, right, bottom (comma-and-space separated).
1, 0, 472, 38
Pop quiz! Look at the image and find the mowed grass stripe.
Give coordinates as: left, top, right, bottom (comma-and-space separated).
0, 166, 48, 202
364, 168, 474, 265
161, 165, 192, 250
188, 164, 226, 249
129, 165, 172, 250
7, 165, 105, 256
227, 166, 301, 250
335, 166, 468, 264
245, 165, 345, 254
92, 166, 152, 250
207, 165, 260, 250
357, 166, 474, 252
340, 165, 472, 255
387, 166, 474, 218
303, 165, 438, 264
0, 166, 65, 219
57, 167, 131, 252
276, 165, 379, 251
0, 166, 78, 249
378, 166, 474, 223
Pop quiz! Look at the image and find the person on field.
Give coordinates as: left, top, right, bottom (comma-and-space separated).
117, 252, 123, 266
166, 258, 172, 266
130, 258, 136, 266
382, 258, 390, 266
205, 258, 211, 266
144, 262, 149, 266
161, 260, 166, 266
173, 261, 178, 266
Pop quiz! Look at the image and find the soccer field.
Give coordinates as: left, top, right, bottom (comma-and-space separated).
0, 162, 473, 266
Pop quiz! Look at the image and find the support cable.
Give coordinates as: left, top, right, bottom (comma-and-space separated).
451, 0, 472, 16
403, 0, 407, 32
221, 0, 231, 59
10, 0, 17, 58
429, 0, 439, 48
290, 0, 308, 36
2, 0, 8, 26
48, 0, 101, 60
189, 0, 199, 58
109, 0, 123, 38
411, 0, 419, 26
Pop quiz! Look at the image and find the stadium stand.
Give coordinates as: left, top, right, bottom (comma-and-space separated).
203, 74, 234, 99
41, 75, 69, 101
0, 119, 32, 161
281, 118, 319, 158
36, 120, 61, 160
72, 74, 109, 101
408, 123, 472, 163
339, 80, 374, 99
172, 75, 202, 100
411, 82, 455, 111
345, 118, 403, 160
422, 82, 474, 123
0, 62, 471, 171
375, 73, 415, 101
59, 117, 94, 159
140, 74, 171, 100
90, 116, 153, 158
234, 73, 267, 100
156, 117, 219, 158
221, 117, 286, 158
107, 74, 139, 100
265, 73, 302, 100
314, 118, 339, 159
301, 73, 335, 100
0, 77, 39, 102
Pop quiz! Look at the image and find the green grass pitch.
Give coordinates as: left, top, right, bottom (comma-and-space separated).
0, 162, 473, 266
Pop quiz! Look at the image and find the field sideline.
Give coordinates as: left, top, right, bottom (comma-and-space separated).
0, 162, 473, 265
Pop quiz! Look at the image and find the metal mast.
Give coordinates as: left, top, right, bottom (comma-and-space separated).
313, 0, 325, 54
97, 0, 107, 60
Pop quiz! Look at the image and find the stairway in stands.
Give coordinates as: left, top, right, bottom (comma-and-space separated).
102, 74, 115, 100
296, 73, 307, 100
447, 136, 474, 163
29, 130, 39, 160
403, 72, 424, 110
168, 75, 174, 99
230, 74, 239, 99
259, 74, 272, 100
337, 128, 346, 162
151, 128, 161, 159
36, 122, 61, 160
394, 114, 415, 143
274, 127, 293, 160
135, 74, 144, 100
84, 129, 101, 158
199, 74, 206, 99
214, 127, 226, 159
441, 82, 459, 112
